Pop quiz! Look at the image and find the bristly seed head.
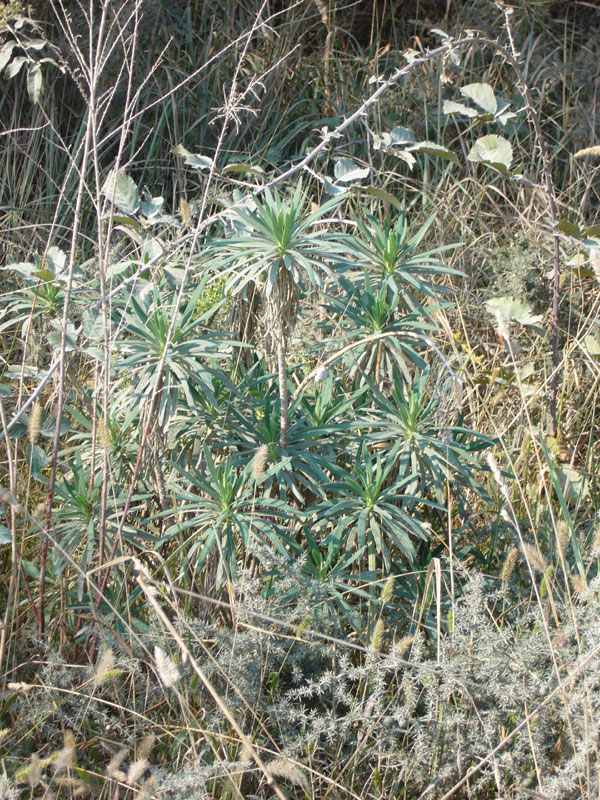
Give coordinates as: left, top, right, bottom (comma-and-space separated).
28, 402, 41, 444
501, 547, 519, 583
251, 443, 269, 482
521, 542, 547, 575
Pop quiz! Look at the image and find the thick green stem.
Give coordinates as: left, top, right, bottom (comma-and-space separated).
277, 323, 289, 451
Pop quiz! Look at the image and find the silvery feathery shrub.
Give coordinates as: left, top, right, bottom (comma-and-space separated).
6, 567, 600, 799
0, 775, 18, 800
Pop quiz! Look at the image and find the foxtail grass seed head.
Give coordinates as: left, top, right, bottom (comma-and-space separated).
179, 196, 191, 227
591, 520, 600, 558
556, 521, 570, 554
501, 547, 519, 584
521, 542, 548, 575
127, 758, 149, 784
27, 755, 41, 789
574, 145, 600, 157
154, 646, 180, 689
239, 744, 253, 764
370, 618, 385, 653
52, 731, 75, 774
93, 649, 115, 686
28, 402, 41, 444
106, 748, 128, 780
7, 682, 35, 694
571, 574, 587, 594
394, 635, 413, 659
381, 575, 395, 604
266, 758, 309, 792
251, 443, 269, 482
137, 734, 155, 761
97, 417, 110, 450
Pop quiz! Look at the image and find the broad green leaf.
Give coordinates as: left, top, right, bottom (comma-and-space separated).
26, 443, 49, 481
334, 158, 370, 182
0, 42, 16, 72
26, 39, 48, 51
222, 162, 264, 175
443, 100, 479, 118
4, 262, 37, 280
0, 526, 11, 545
584, 334, 600, 356
26, 63, 42, 103
82, 307, 105, 340
32, 269, 55, 282
323, 176, 348, 196
40, 414, 69, 438
101, 171, 140, 215
141, 238, 164, 263
388, 126, 417, 145
485, 296, 543, 326
47, 320, 79, 352
557, 220, 583, 238
387, 147, 417, 169
467, 135, 512, 170
140, 193, 164, 219
46, 246, 67, 275
555, 464, 588, 503
406, 141, 459, 164
460, 82, 497, 114
171, 144, 190, 157
184, 153, 214, 170
4, 55, 25, 78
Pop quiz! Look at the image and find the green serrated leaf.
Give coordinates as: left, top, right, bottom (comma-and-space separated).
460, 82, 497, 114
467, 135, 512, 170
584, 334, 600, 356
334, 158, 370, 182
485, 296, 543, 326
4, 262, 37, 280
443, 100, 479, 118
184, 153, 214, 170
26, 443, 49, 481
388, 126, 417, 144
82, 307, 105, 341
222, 162, 264, 175
557, 220, 583, 238
323, 176, 348, 197
101, 171, 140, 215
140, 193, 164, 219
406, 141, 459, 164
171, 144, 191, 158
32, 269, 55, 283
388, 148, 417, 169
